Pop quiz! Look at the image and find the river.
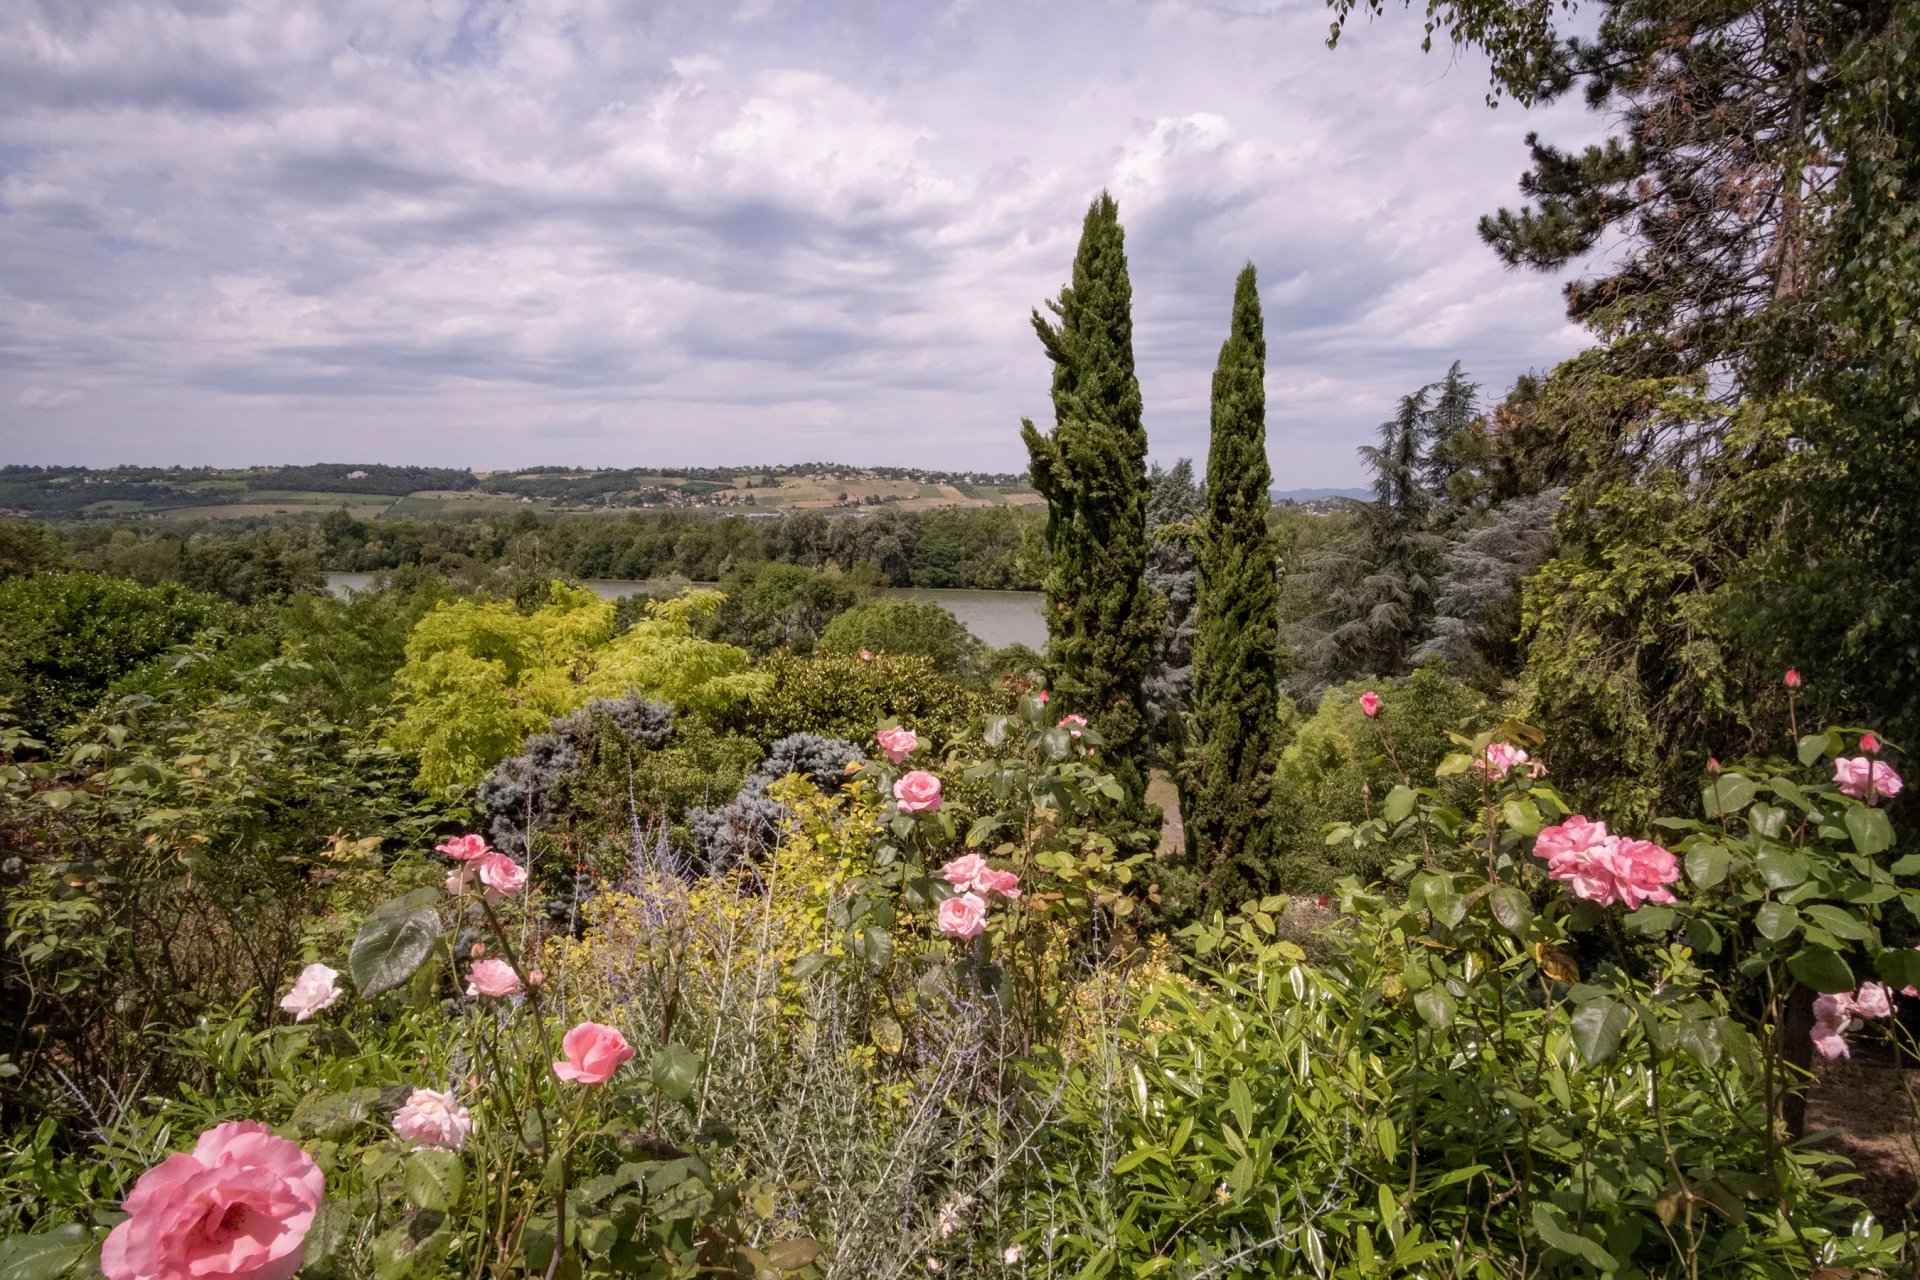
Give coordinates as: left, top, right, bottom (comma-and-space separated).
322, 573, 1048, 651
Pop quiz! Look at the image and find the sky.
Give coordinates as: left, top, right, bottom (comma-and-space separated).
0, 0, 1600, 486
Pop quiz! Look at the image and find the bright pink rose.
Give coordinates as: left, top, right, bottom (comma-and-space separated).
1359, 691, 1381, 719
436, 834, 490, 862
941, 853, 988, 891
1784, 668, 1803, 689
979, 868, 1021, 900
465, 957, 523, 998
277, 963, 341, 1023
1550, 854, 1621, 907
1533, 816, 1613, 872
1472, 741, 1529, 781
1058, 714, 1089, 738
392, 1089, 471, 1151
893, 770, 943, 814
875, 726, 919, 764
101, 1121, 324, 1280
476, 852, 528, 896
552, 1022, 634, 1084
1036, 690, 1049, 705
1833, 756, 1904, 804
937, 892, 988, 939
1861, 732, 1882, 755
1606, 838, 1681, 909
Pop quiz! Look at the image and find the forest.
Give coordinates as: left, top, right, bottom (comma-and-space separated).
3, 0, 1919, 1275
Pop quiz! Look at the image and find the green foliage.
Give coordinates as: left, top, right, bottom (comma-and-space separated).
387, 583, 766, 791
707, 561, 870, 656
1272, 670, 1491, 891
1189, 266, 1287, 914
740, 651, 987, 750
0, 571, 226, 739
816, 598, 985, 681
1021, 191, 1159, 769
0, 519, 67, 579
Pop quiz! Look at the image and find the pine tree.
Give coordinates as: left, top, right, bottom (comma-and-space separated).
1021, 193, 1158, 767
1189, 265, 1285, 906
1144, 460, 1203, 752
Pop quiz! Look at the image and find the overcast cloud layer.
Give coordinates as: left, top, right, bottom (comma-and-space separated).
0, 0, 1597, 485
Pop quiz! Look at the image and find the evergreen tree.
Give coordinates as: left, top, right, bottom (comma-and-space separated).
1189, 266, 1285, 906
1021, 193, 1158, 767
1143, 459, 1203, 752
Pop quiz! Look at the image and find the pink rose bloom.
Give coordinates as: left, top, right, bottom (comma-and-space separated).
1784, 668, 1803, 689
1058, 714, 1089, 737
1606, 838, 1681, 909
1548, 851, 1621, 907
552, 1022, 635, 1084
1833, 756, 1904, 804
465, 957, 523, 998
1472, 741, 1529, 781
476, 852, 528, 896
979, 868, 1021, 900
1533, 816, 1613, 872
937, 892, 988, 940
1036, 690, 1049, 705
101, 1121, 325, 1280
875, 726, 919, 764
392, 1089, 471, 1151
436, 834, 490, 862
1359, 691, 1381, 719
1810, 984, 1895, 1060
445, 868, 472, 896
893, 770, 943, 814
277, 963, 341, 1023
1861, 732, 1882, 755
1853, 982, 1894, 1020
859, 648, 875, 661
941, 853, 989, 891
1811, 1023, 1851, 1060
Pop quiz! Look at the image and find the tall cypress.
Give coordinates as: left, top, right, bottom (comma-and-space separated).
1021, 192, 1157, 768
1190, 264, 1284, 906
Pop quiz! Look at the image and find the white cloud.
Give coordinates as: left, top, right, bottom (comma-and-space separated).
0, 0, 1604, 483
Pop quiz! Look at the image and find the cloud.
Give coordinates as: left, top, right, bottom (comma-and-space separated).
0, 0, 1601, 483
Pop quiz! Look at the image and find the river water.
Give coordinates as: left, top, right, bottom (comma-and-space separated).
323, 573, 1047, 650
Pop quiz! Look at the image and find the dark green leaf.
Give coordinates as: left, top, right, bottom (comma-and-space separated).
1570, 998, 1633, 1065
1623, 905, 1675, 935
1531, 1204, 1618, 1271
1755, 849, 1809, 890
403, 1150, 464, 1212
1487, 885, 1533, 937
0, 1225, 93, 1280
1845, 805, 1894, 856
651, 1044, 703, 1102
349, 888, 443, 999
1413, 988, 1454, 1029
1798, 734, 1832, 767
1875, 947, 1920, 990
1684, 844, 1730, 889
1802, 904, 1872, 941
1383, 785, 1417, 823
1702, 773, 1756, 818
1747, 803, 1788, 839
1786, 945, 1855, 994
1754, 902, 1801, 942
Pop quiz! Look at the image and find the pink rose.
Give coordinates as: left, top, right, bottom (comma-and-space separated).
1833, 756, 1904, 804
937, 892, 988, 940
436, 834, 490, 862
1359, 691, 1381, 719
979, 868, 1021, 900
1550, 854, 1621, 907
277, 963, 341, 1023
465, 957, 523, 998
1606, 838, 1681, 909
1853, 981, 1894, 1020
1809, 983, 1895, 1060
476, 852, 528, 896
1036, 690, 1049, 705
1861, 732, 1882, 755
1058, 714, 1088, 737
392, 1089, 471, 1151
552, 1022, 635, 1084
1784, 668, 1802, 689
1471, 741, 1529, 781
876, 726, 919, 764
1811, 1023, 1851, 1060
941, 853, 988, 891
893, 770, 943, 814
101, 1121, 324, 1280
859, 648, 875, 661
445, 868, 472, 896
1533, 816, 1612, 872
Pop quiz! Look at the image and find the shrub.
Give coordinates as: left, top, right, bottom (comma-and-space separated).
816, 598, 986, 680
740, 651, 989, 749
0, 572, 226, 739
706, 561, 870, 655
685, 733, 864, 870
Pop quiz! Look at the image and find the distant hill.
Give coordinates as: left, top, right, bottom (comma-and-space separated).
1271, 487, 1370, 504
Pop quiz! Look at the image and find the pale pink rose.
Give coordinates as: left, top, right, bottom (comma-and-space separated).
552, 1022, 634, 1084
1861, 732, 1883, 755
1471, 741, 1529, 781
445, 867, 472, 896
1809, 984, 1896, 1060
1058, 714, 1089, 737
941, 853, 989, 891
876, 726, 919, 764
893, 770, 943, 814
1853, 982, 1894, 1020
1811, 1025, 1851, 1060
859, 648, 875, 662
465, 957, 523, 998
1533, 816, 1613, 872
1606, 838, 1681, 909
1550, 852, 1621, 907
436, 833, 490, 862
101, 1121, 325, 1280
1359, 691, 1381, 719
1833, 756, 1904, 804
979, 867, 1021, 900
392, 1089, 471, 1151
1784, 668, 1803, 689
937, 892, 988, 940
277, 963, 341, 1023
476, 851, 528, 896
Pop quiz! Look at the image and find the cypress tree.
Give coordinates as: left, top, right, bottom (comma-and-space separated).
1189, 264, 1285, 906
1021, 192, 1157, 768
